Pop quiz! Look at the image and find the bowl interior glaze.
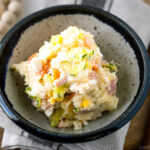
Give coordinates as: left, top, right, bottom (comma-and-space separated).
5, 14, 139, 133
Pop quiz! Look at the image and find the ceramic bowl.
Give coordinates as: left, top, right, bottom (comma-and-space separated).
0, 5, 150, 143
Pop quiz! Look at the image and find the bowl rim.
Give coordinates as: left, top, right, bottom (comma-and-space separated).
0, 4, 150, 143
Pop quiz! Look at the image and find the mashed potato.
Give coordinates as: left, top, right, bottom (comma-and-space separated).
12, 26, 119, 129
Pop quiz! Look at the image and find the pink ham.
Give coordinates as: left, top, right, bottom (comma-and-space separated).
88, 71, 98, 81
41, 103, 51, 111
108, 77, 118, 94
84, 37, 92, 49
58, 120, 73, 128
91, 56, 102, 68
54, 73, 68, 87
58, 120, 65, 128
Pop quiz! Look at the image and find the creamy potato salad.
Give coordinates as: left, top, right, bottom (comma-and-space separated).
12, 26, 119, 129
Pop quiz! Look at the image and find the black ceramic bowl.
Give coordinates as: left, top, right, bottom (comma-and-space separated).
0, 5, 150, 143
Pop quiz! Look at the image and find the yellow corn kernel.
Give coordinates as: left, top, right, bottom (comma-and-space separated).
108, 76, 112, 81
81, 99, 91, 108
81, 49, 87, 54
47, 90, 53, 98
48, 97, 56, 105
86, 62, 92, 70
56, 97, 64, 102
78, 32, 84, 39
43, 74, 53, 83
51, 35, 63, 45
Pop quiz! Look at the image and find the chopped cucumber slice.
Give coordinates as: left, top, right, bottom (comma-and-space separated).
35, 97, 42, 107
102, 62, 118, 73
53, 85, 67, 100
25, 86, 31, 95
82, 53, 87, 58
61, 60, 86, 76
50, 108, 64, 127
74, 107, 79, 112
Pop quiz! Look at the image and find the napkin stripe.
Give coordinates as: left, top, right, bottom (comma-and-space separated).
81, 0, 106, 9
80, 0, 114, 11
108, 0, 114, 11
74, 0, 77, 4
20, 130, 24, 136
28, 134, 54, 147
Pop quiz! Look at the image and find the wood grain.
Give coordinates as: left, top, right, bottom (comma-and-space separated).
0, 128, 4, 150
143, 0, 150, 5
123, 89, 150, 150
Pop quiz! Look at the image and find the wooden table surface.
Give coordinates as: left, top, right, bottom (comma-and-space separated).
0, 1, 150, 150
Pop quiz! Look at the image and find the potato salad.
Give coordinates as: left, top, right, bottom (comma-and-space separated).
12, 26, 119, 129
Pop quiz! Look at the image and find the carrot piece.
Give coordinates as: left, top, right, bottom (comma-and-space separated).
39, 60, 51, 77
39, 69, 46, 77
28, 53, 38, 61
44, 60, 51, 71
69, 93, 75, 99
92, 63, 98, 71
53, 68, 60, 80
65, 93, 75, 99
84, 37, 91, 49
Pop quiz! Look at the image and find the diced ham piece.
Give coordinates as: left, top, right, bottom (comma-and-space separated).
92, 62, 99, 71
58, 120, 73, 128
84, 36, 96, 49
58, 120, 65, 128
84, 37, 92, 49
108, 77, 118, 94
77, 110, 90, 114
54, 73, 68, 87
88, 71, 98, 81
91, 56, 102, 70
41, 103, 52, 111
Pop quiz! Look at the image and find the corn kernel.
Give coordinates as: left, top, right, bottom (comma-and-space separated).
51, 35, 63, 45
86, 62, 92, 70
56, 97, 64, 102
43, 74, 53, 83
47, 90, 53, 98
81, 49, 87, 54
78, 32, 84, 39
108, 76, 111, 80
49, 97, 56, 105
81, 99, 91, 108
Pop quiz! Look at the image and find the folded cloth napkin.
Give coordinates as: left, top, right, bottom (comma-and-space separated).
0, 0, 150, 150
